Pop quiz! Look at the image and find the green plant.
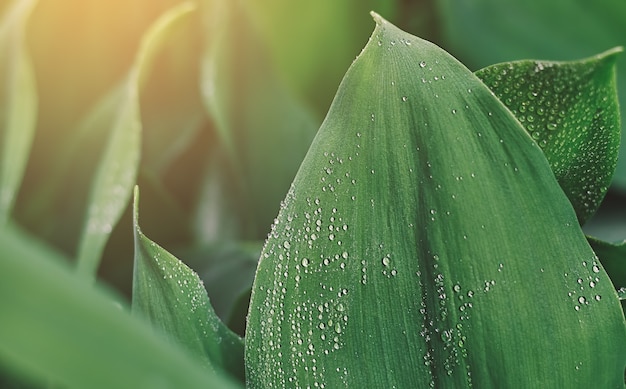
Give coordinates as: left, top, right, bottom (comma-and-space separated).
0, 1, 624, 388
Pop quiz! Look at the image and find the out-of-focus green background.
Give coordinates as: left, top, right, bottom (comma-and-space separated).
2, 0, 625, 326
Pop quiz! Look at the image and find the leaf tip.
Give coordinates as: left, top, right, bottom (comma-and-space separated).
132, 185, 140, 234
595, 46, 623, 66
369, 11, 388, 26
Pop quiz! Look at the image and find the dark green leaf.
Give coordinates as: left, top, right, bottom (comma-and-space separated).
76, 2, 196, 279
476, 49, 622, 224
246, 14, 626, 388
0, 0, 38, 225
438, 0, 626, 190
132, 187, 245, 382
0, 224, 240, 389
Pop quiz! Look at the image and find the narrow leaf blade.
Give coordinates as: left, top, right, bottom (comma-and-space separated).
132, 187, 245, 382
246, 14, 626, 388
0, 0, 38, 225
76, 2, 196, 278
476, 49, 622, 223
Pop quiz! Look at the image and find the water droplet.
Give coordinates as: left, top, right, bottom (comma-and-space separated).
283, 241, 291, 249
402, 96, 408, 102
382, 257, 390, 267
419, 61, 426, 68
301, 258, 310, 267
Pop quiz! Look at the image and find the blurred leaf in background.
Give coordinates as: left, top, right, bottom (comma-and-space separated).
0, 224, 242, 389
0, 0, 37, 227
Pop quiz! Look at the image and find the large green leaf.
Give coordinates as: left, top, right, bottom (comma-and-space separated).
132, 187, 245, 382
246, 14, 626, 388
0, 0, 38, 225
437, 0, 626, 190
75, 2, 196, 279
0, 225, 240, 389
476, 49, 622, 224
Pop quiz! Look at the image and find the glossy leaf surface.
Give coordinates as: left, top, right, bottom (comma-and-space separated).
246, 14, 626, 388
0, 225, 240, 389
476, 49, 622, 224
76, 2, 196, 278
132, 187, 244, 382
0, 0, 38, 225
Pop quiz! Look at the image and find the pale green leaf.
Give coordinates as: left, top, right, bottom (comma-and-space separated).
0, 224, 240, 389
76, 2, 196, 279
0, 0, 38, 225
199, 0, 318, 240
476, 49, 622, 224
246, 14, 626, 388
242, 0, 393, 112
132, 187, 245, 382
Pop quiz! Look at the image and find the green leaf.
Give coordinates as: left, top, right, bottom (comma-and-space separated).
0, 224, 241, 389
475, 49, 622, 224
245, 14, 626, 388
437, 0, 626, 190
0, 0, 38, 225
199, 0, 318, 240
132, 187, 245, 382
76, 2, 196, 279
